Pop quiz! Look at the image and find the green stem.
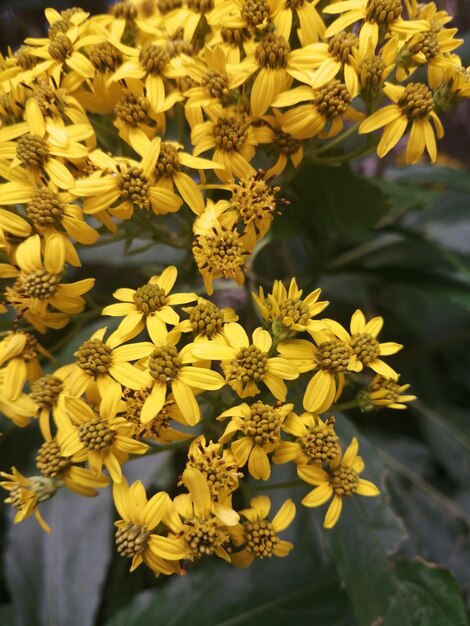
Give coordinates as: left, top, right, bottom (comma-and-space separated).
331, 400, 359, 412
314, 122, 361, 156
144, 440, 190, 456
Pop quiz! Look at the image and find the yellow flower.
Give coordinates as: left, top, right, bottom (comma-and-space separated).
192, 323, 299, 399
358, 374, 416, 411
298, 437, 380, 528
229, 495, 295, 567
359, 82, 444, 163
0, 331, 50, 400
112, 89, 168, 152
261, 109, 304, 177
138, 329, 226, 425
272, 0, 325, 46
102, 266, 197, 342
0, 467, 58, 533
29, 372, 70, 439
208, 0, 277, 34
113, 478, 185, 575
306, 32, 361, 97
179, 297, 238, 343
273, 412, 340, 466
252, 277, 329, 340
217, 400, 294, 479
58, 385, 148, 483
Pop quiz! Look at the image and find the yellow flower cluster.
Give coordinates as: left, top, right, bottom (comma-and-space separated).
1, 268, 416, 575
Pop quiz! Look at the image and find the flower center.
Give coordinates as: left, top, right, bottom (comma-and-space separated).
328, 32, 358, 64
243, 401, 281, 445
139, 44, 170, 75
16, 134, 49, 168
16, 46, 38, 70
32, 85, 62, 117
277, 297, 310, 327
154, 142, 181, 179
49, 19, 70, 40
273, 129, 302, 156
365, 0, 402, 24
90, 42, 123, 73
187, 0, 214, 13
312, 80, 351, 119
300, 422, 340, 463
244, 519, 279, 557
30, 374, 63, 408
75, 338, 113, 377
48, 33, 74, 62
187, 442, 239, 497
115, 521, 150, 557
230, 346, 268, 387
255, 34, 290, 69
166, 32, 195, 58
411, 27, 440, 61
221, 27, 250, 46
329, 465, 359, 496
133, 283, 168, 314
118, 167, 150, 208
8, 485, 24, 510
189, 301, 224, 338
157, 0, 183, 14
115, 93, 151, 127
183, 516, 229, 559
242, 0, 270, 29
27, 189, 64, 228
316, 339, 350, 372
36, 440, 71, 478
112, 1, 137, 19
359, 56, 385, 98
148, 346, 181, 382
214, 116, 248, 152
369, 375, 401, 401
350, 332, 380, 363
15, 270, 61, 299
231, 173, 280, 225
78, 418, 116, 450
193, 225, 248, 278
398, 82, 434, 119
202, 71, 230, 99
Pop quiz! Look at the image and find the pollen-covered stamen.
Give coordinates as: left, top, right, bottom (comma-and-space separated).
231, 346, 268, 385
398, 82, 434, 119
316, 339, 350, 373
202, 71, 230, 99
78, 418, 116, 450
20, 333, 39, 361
300, 422, 340, 463
188, 0, 214, 13
48, 33, 74, 62
221, 27, 250, 46
139, 44, 170, 75
148, 346, 181, 382
231, 174, 281, 225
154, 142, 181, 179
277, 298, 310, 327
36, 440, 72, 478
115, 93, 151, 127
49, 19, 70, 40
90, 41, 123, 72
255, 34, 290, 69
329, 465, 359, 496
312, 80, 351, 119
118, 167, 150, 207
112, 1, 137, 20
244, 519, 279, 558
166, 32, 195, 58
157, 0, 183, 14
194, 226, 248, 277
328, 32, 358, 63
365, 0, 402, 24
369, 376, 402, 401
273, 130, 302, 156
243, 401, 281, 444
410, 26, 441, 60
16, 134, 49, 168
183, 516, 229, 558
242, 0, 270, 29
187, 444, 239, 496
61, 7, 83, 21
75, 338, 113, 377
133, 283, 168, 314
116, 521, 150, 557
189, 301, 224, 338
7, 485, 24, 510
15, 270, 61, 299
16, 46, 38, 70
350, 332, 380, 363
214, 116, 248, 152
142, 406, 172, 439
359, 56, 385, 98
30, 375, 63, 409
27, 189, 64, 228
32, 85, 62, 117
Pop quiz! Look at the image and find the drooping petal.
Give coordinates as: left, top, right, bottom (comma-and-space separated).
324, 494, 343, 528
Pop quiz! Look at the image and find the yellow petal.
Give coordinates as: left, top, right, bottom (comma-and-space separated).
356, 479, 380, 497
301, 482, 333, 507
324, 494, 343, 528
182, 467, 211, 518
248, 445, 271, 480
272, 498, 296, 532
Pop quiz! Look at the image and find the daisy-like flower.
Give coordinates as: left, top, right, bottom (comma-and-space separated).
359, 81, 444, 164
0, 370, 38, 428
323, 0, 430, 58
192, 323, 299, 400
0, 331, 50, 400
61, 326, 150, 397
208, 0, 278, 34
29, 372, 70, 439
138, 329, 226, 425
261, 109, 304, 177
1, 235, 94, 331
273, 412, 341, 466
217, 400, 294, 479
179, 297, 238, 344
102, 266, 196, 343
272, 0, 325, 45
357, 39, 396, 101
229, 495, 295, 567
112, 89, 168, 153
357, 374, 416, 411
58, 385, 149, 483
0, 467, 58, 533
113, 478, 185, 575
298, 437, 380, 528
253, 277, 329, 341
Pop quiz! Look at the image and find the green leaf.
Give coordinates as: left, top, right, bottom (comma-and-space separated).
389, 166, 470, 194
